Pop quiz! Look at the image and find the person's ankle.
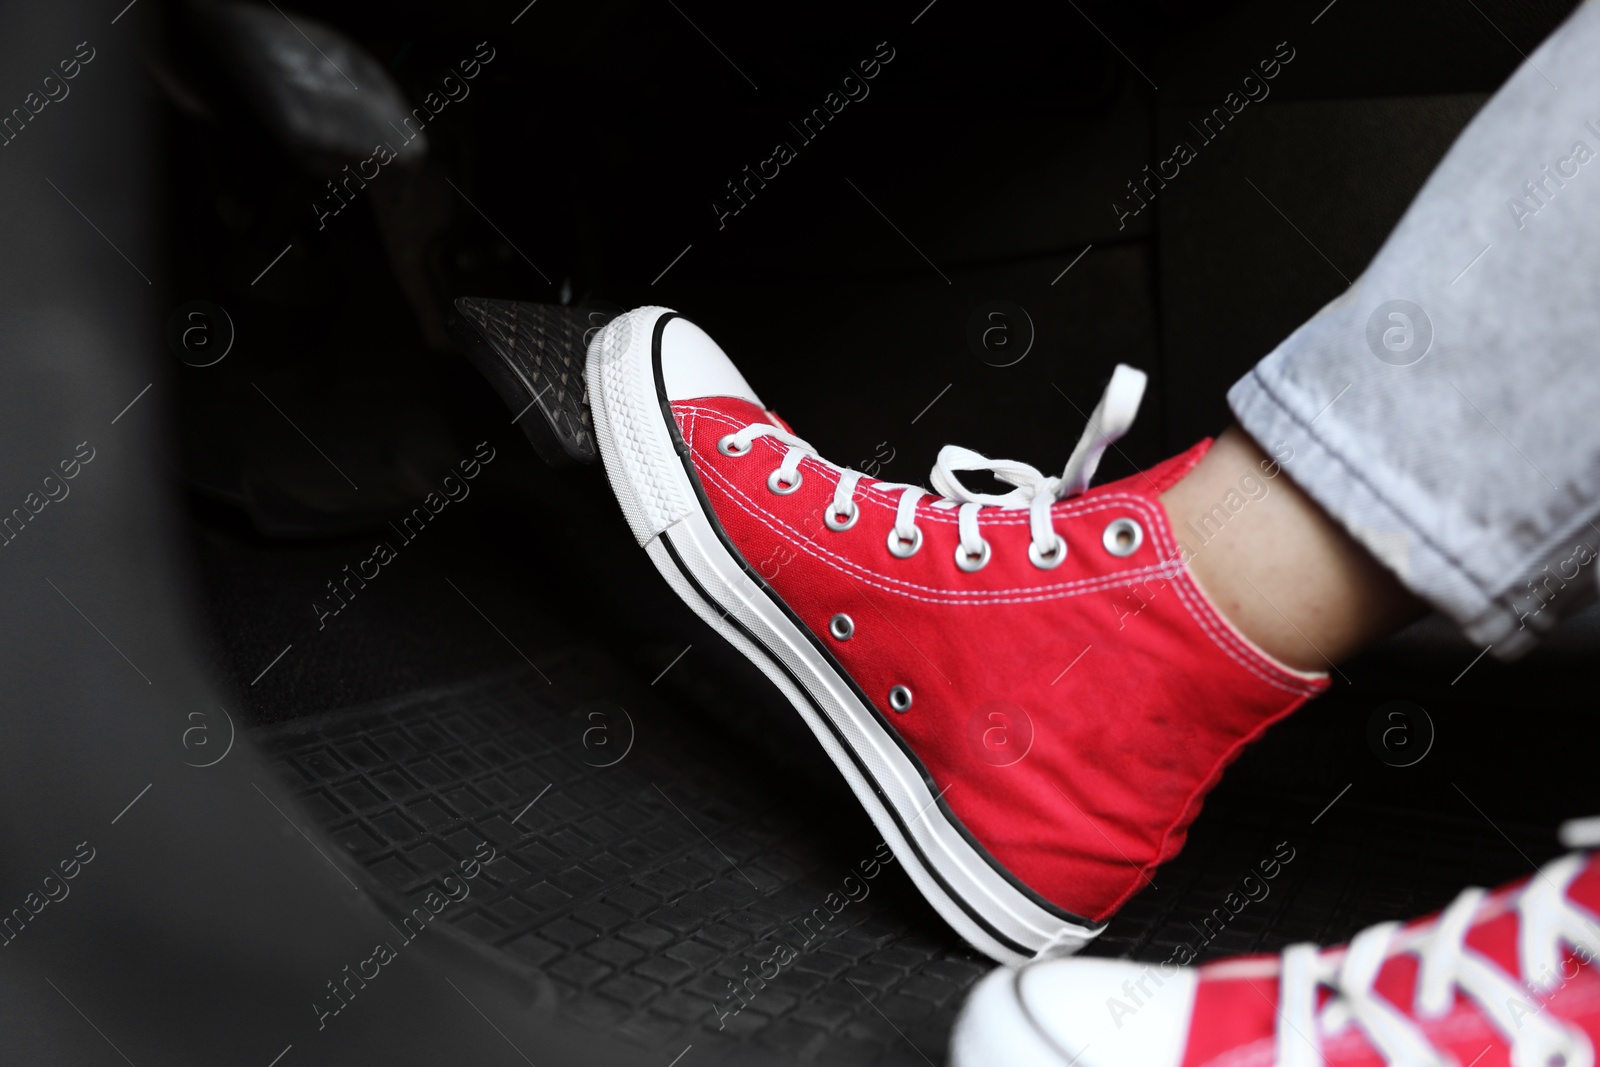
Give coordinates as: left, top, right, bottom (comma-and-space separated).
1158, 426, 1425, 673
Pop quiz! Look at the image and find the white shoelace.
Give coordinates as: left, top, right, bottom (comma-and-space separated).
1277, 818, 1600, 1067
716, 365, 1148, 570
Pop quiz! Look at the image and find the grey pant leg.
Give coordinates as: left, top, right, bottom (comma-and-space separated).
1229, 0, 1600, 658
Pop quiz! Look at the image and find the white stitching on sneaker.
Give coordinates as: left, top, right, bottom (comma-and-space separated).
693, 448, 1173, 599
709, 366, 1147, 568
682, 406, 1322, 696
1137, 495, 1326, 694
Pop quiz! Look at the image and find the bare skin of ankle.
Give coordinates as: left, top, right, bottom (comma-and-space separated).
1159, 426, 1427, 673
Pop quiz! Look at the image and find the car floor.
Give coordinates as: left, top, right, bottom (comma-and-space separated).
188, 462, 1576, 1065
175, 2, 1593, 1060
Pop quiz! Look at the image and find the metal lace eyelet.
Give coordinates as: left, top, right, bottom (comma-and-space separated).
1102, 518, 1143, 557
767, 467, 802, 495
886, 524, 923, 559
1028, 534, 1068, 570
954, 539, 992, 573
888, 685, 913, 713
829, 613, 854, 640
825, 500, 859, 531
717, 434, 751, 457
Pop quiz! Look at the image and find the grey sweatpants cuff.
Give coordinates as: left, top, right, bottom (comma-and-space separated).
1223, 0, 1600, 660
1229, 368, 1565, 660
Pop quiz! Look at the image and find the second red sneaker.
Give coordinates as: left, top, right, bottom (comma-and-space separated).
951, 819, 1600, 1067
586, 306, 1327, 964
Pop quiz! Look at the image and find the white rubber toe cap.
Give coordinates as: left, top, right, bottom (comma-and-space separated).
658, 315, 763, 406
950, 958, 1198, 1067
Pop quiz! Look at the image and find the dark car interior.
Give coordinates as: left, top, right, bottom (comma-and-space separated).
3, 0, 1594, 1062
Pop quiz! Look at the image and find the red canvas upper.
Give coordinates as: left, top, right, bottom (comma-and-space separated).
1180, 855, 1600, 1067
672, 394, 1328, 924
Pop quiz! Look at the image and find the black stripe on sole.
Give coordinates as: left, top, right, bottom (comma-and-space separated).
642, 311, 1106, 951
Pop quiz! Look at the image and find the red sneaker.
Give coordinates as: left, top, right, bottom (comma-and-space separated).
585, 306, 1327, 963
951, 820, 1600, 1067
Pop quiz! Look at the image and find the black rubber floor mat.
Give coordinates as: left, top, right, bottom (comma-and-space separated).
254, 652, 990, 1066
253, 658, 1564, 1065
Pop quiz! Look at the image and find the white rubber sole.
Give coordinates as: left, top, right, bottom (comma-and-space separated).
585, 306, 1102, 966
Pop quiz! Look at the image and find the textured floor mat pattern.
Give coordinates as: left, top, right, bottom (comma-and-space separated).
255, 664, 1561, 1065
256, 662, 992, 1065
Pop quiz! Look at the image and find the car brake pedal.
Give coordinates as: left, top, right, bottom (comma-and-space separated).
449, 297, 611, 467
